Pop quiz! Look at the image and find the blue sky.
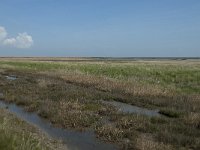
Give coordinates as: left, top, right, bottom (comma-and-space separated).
0, 0, 200, 57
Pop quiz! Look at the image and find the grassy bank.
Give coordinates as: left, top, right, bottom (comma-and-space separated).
0, 108, 65, 150
0, 58, 199, 149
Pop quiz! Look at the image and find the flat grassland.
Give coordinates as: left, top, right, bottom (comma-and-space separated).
0, 58, 199, 150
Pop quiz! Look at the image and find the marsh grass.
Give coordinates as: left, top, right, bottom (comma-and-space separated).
183, 112, 200, 129
135, 134, 174, 150
0, 60, 199, 94
0, 109, 63, 150
0, 59, 200, 149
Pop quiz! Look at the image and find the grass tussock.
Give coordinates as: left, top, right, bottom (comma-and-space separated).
183, 112, 200, 129
135, 134, 174, 150
96, 124, 125, 142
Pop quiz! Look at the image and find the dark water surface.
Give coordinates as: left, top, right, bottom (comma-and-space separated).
0, 100, 118, 150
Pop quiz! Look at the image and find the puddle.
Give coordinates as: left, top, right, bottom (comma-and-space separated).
6, 75, 17, 80
0, 100, 118, 150
99, 116, 115, 126
101, 100, 160, 117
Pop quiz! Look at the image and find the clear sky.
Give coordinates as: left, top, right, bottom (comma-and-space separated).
0, 0, 200, 57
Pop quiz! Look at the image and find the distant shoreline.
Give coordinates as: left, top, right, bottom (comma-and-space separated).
0, 57, 199, 60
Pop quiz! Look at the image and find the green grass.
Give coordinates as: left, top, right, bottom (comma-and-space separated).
0, 109, 61, 150
0, 60, 199, 94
